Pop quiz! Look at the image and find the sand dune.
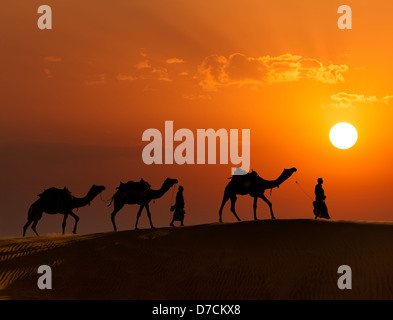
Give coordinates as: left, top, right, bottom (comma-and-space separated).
1, 219, 393, 300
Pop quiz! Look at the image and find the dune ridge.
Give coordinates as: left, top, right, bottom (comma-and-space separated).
1, 219, 393, 300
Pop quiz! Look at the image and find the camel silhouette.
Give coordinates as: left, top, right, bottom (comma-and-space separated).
23, 184, 105, 237
109, 177, 178, 230
218, 168, 297, 222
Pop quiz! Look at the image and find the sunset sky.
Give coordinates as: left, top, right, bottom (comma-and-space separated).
2, 0, 393, 237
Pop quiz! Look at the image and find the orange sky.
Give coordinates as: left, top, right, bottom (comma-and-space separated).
2, 0, 393, 237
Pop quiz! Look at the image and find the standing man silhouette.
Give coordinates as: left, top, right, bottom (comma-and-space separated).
314, 178, 330, 219
170, 185, 185, 226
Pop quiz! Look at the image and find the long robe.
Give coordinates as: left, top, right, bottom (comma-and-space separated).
173, 191, 185, 221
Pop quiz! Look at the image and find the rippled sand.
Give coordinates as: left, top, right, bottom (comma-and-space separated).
1, 219, 393, 299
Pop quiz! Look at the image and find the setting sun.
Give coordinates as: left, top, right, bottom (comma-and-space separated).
329, 122, 358, 150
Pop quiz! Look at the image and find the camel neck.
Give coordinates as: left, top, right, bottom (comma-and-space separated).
71, 191, 97, 208
263, 179, 281, 189
149, 183, 171, 200
263, 171, 291, 189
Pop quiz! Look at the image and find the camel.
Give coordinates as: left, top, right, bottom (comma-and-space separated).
109, 177, 178, 230
218, 168, 297, 222
23, 184, 105, 237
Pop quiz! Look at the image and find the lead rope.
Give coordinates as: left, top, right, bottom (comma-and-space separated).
100, 192, 112, 204
295, 172, 314, 202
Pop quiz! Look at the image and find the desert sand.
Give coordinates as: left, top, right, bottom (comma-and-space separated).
1, 219, 393, 300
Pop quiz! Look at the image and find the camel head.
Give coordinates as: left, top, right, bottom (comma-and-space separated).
161, 178, 179, 192
260, 167, 297, 190
88, 184, 106, 197
164, 178, 178, 189
282, 168, 297, 180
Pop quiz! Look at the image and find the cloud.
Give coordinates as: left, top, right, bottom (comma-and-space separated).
197, 53, 348, 91
299, 58, 348, 84
133, 51, 172, 81
382, 96, 393, 104
116, 74, 138, 81
44, 56, 62, 62
151, 67, 171, 82
139, 48, 148, 57
117, 66, 171, 83
95, 50, 349, 92
182, 93, 211, 100
44, 68, 53, 79
43, 56, 61, 79
166, 58, 184, 64
330, 92, 393, 109
135, 60, 152, 69
84, 74, 106, 86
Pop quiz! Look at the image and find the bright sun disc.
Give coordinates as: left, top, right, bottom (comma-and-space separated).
329, 122, 358, 149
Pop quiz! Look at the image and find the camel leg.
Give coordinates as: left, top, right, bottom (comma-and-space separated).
24, 219, 41, 236
219, 193, 230, 223
230, 196, 241, 222
253, 197, 258, 220
145, 203, 155, 229
135, 204, 145, 230
23, 219, 33, 237
68, 211, 80, 234
110, 202, 124, 231
260, 194, 275, 219
170, 215, 175, 227
62, 214, 68, 234
31, 220, 40, 237
23, 202, 42, 237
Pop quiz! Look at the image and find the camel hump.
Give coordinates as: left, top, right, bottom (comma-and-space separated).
115, 182, 125, 190
38, 187, 72, 200
247, 170, 259, 178
230, 170, 259, 181
37, 187, 73, 207
228, 171, 261, 190
116, 179, 151, 191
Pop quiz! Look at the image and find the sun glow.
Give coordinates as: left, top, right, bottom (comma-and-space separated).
329, 122, 358, 150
